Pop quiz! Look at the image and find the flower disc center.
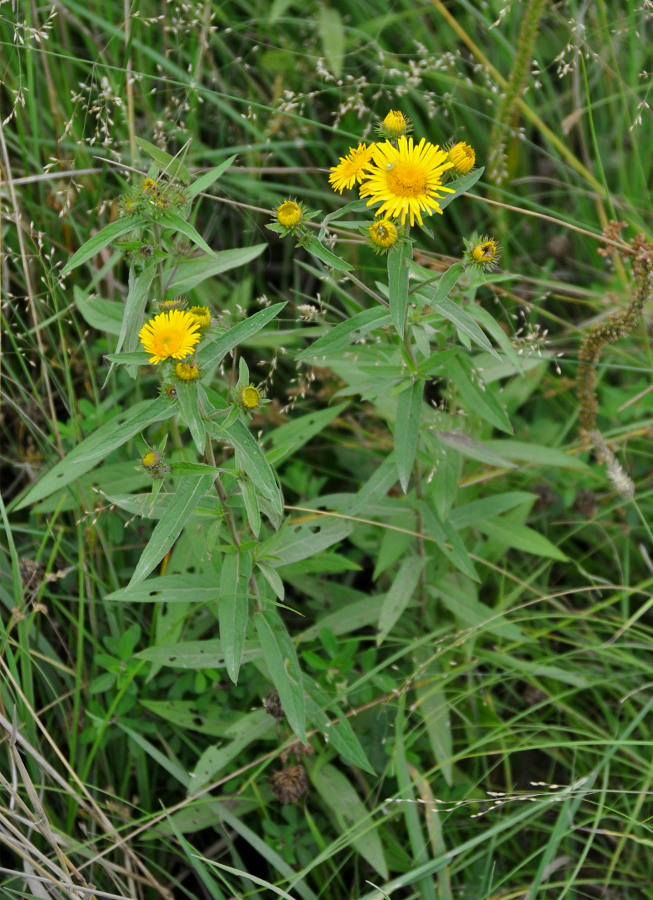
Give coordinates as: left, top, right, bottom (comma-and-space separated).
386, 161, 428, 197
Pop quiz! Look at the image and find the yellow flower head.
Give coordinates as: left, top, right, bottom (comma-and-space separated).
139, 310, 201, 365
368, 219, 398, 251
468, 235, 501, 269
189, 305, 211, 330
143, 178, 158, 193
276, 200, 303, 228
379, 110, 411, 139
142, 449, 161, 469
448, 141, 476, 175
360, 136, 454, 226
240, 384, 262, 410
328, 143, 376, 194
175, 361, 199, 381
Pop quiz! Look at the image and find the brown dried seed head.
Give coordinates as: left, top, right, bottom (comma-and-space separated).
265, 690, 285, 720
269, 765, 308, 804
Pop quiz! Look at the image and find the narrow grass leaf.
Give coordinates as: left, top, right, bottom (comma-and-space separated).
309, 763, 388, 879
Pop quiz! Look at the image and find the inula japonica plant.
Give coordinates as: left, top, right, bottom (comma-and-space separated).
4, 2, 653, 898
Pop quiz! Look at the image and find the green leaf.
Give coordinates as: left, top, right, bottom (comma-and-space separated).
449, 492, 536, 529
129, 475, 215, 586
434, 574, 526, 642
263, 517, 352, 566
265, 403, 348, 462
61, 216, 146, 276
136, 640, 261, 669
74, 287, 122, 335
305, 688, 374, 774
197, 301, 286, 369
433, 430, 516, 468
157, 211, 213, 255
176, 381, 206, 454
448, 356, 512, 434
297, 308, 390, 361
428, 295, 496, 356
419, 501, 478, 581
395, 380, 423, 492
377, 556, 426, 645
220, 550, 252, 683
190, 710, 274, 792
15, 398, 175, 510
136, 137, 191, 182
388, 241, 409, 337
309, 763, 388, 879
481, 439, 590, 470
477, 517, 569, 562
241, 477, 261, 538
166, 244, 267, 295
222, 420, 282, 515
437, 166, 485, 210
106, 574, 218, 603
187, 155, 236, 199
304, 236, 353, 271
415, 652, 453, 786
256, 607, 306, 742
317, 6, 345, 78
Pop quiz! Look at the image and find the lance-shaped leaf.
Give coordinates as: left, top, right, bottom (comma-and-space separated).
388, 241, 409, 337
256, 607, 306, 743
395, 379, 423, 492
61, 216, 146, 276
220, 550, 252, 683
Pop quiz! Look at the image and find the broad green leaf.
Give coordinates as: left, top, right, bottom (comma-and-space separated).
305, 236, 353, 271
241, 477, 261, 538
419, 501, 478, 581
395, 380, 423, 492
190, 710, 274, 792
15, 398, 175, 509
136, 137, 191, 182
428, 260, 464, 306
297, 309, 390, 360
103, 351, 150, 365
136, 640, 261, 669
187, 155, 236, 199
450, 492, 535, 529
309, 763, 389, 879
106, 574, 218, 603
166, 244, 267, 295
157, 211, 213, 255
129, 474, 214, 586
220, 550, 252, 683
116, 264, 157, 356
61, 216, 146, 276
304, 689, 374, 774
176, 381, 206, 454
433, 430, 516, 468
269, 0, 295, 23
141, 699, 253, 737
118, 722, 189, 788
437, 166, 485, 210
74, 287, 122, 335
197, 301, 285, 369
265, 402, 348, 462
448, 356, 512, 434
317, 6, 344, 78
481, 439, 589, 470
256, 607, 306, 742
388, 241, 409, 337
478, 517, 568, 561
428, 295, 496, 356
169, 461, 224, 477
256, 561, 284, 600
377, 556, 426, 645
263, 517, 352, 566
222, 419, 282, 514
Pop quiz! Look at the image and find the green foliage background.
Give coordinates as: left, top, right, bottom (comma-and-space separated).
2, 1, 653, 898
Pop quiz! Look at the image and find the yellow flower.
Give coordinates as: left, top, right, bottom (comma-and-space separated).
143, 178, 157, 193
240, 384, 261, 410
139, 310, 201, 364
468, 236, 501, 269
189, 305, 211, 330
141, 449, 161, 469
360, 136, 454, 226
276, 200, 303, 228
448, 141, 476, 174
175, 361, 199, 381
368, 219, 398, 251
379, 109, 411, 139
157, 298, 186, 312
328, 143, 376, 194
